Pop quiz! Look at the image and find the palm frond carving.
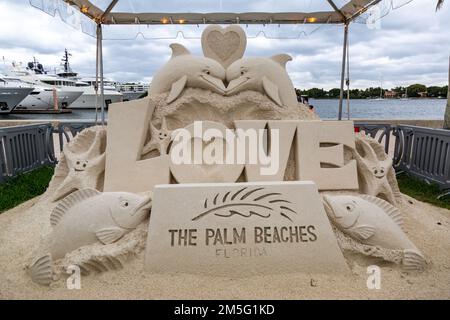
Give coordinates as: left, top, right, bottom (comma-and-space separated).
192, 187, 297, 222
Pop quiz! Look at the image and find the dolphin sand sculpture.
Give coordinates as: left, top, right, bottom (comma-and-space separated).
225, 54, 298, 108
148, 43, 227, 104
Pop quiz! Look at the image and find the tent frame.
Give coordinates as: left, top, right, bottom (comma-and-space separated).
64, 0, 383, 122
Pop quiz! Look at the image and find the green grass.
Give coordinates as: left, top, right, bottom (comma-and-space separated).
0, 166, 54, 213
397, 173, 450, 210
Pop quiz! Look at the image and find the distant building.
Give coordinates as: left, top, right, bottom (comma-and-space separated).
384, 90, 398, 99
418, 91, 428, 98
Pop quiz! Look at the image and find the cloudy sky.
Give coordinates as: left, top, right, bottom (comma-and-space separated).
0, 0, 449, 90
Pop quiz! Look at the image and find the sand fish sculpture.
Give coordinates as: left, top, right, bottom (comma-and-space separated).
28, 188, 152, 285
323, 194, 426, 271
148, 43, 227, 104
225, 55, 298, 109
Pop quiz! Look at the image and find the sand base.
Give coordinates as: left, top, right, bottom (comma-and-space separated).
0, 194, 449, 300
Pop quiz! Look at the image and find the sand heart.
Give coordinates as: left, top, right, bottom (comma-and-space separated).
201, 25, 247, 68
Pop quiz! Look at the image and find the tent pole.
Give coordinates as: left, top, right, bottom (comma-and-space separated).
94, 24, 100, 124
346, 27, 350, 120
338, 22, 349, 120
98, 24, 105, 125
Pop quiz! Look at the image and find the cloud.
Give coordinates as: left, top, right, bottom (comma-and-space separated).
0, 0, 449, 89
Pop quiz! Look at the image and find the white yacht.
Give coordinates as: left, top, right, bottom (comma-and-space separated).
115, 82, 148, 101
72, 77, 123, 109
0, 76, 34, 114
6, 61, 83, 110
56, 50, 123, 109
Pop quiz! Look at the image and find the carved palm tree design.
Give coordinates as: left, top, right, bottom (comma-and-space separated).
191, 187, 297, 222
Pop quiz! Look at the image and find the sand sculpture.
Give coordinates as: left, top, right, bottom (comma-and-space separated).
353, 134, 401, 205
48, 126, 107, 201
201, 25, 247, 68
148, 44, 226, 104
26, 25, 427, 286
142, 117, 172, 156
323, 194, 426, 271
28, 188, 152, 285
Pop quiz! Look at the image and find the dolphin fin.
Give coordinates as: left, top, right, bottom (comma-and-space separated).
170, 43, 190, 58
262, 76, 283, 106
270, 54, 292, 68
96, 227, 126, 244
167, 75, 187, 104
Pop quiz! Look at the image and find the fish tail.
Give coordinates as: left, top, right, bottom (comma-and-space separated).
28, 254, 53, 286
402, 249, 427, 271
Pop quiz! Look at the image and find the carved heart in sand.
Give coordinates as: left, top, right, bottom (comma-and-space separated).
201, 25, 247, 68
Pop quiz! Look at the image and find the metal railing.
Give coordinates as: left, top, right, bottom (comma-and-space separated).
0, 122, 98, 182
393, 125, 450, 190
354, 122, 392, 154
0, 121, 449, 193
54, 121, 98, 152
0, 123, 55, 182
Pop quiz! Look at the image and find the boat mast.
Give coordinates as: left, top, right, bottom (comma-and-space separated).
380, 76, 383, 99
62, 49, 71, 73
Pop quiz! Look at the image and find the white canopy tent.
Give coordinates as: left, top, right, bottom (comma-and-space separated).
30, 0, 413, 123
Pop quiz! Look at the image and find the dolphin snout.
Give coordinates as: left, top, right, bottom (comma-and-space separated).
200, 74, 226, 94
225, 77, 249, 95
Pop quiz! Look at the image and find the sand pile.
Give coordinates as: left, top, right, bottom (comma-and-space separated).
0, 192, 448, 300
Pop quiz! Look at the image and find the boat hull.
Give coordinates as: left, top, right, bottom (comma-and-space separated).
0, 87, 34, 114
69, 92, 123, 109
16, 90, 82, 110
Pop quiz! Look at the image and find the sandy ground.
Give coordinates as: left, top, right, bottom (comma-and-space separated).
0, 193, 449, 300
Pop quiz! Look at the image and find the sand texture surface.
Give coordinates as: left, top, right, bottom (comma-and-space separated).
0, 192, 449, 300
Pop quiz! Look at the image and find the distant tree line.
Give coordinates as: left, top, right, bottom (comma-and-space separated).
295, 84, 448, 99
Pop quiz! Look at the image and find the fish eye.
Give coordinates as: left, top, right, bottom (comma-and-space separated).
204, 69, 210, 75
83, 163, 87, 168
76, 161, 80, 165
120, 200, 129, 208
345, 203, 355, 212
240, 71, 245, 75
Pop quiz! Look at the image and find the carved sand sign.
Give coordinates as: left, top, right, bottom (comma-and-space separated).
104, 103, 358, 192
144, 182, 349, 276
